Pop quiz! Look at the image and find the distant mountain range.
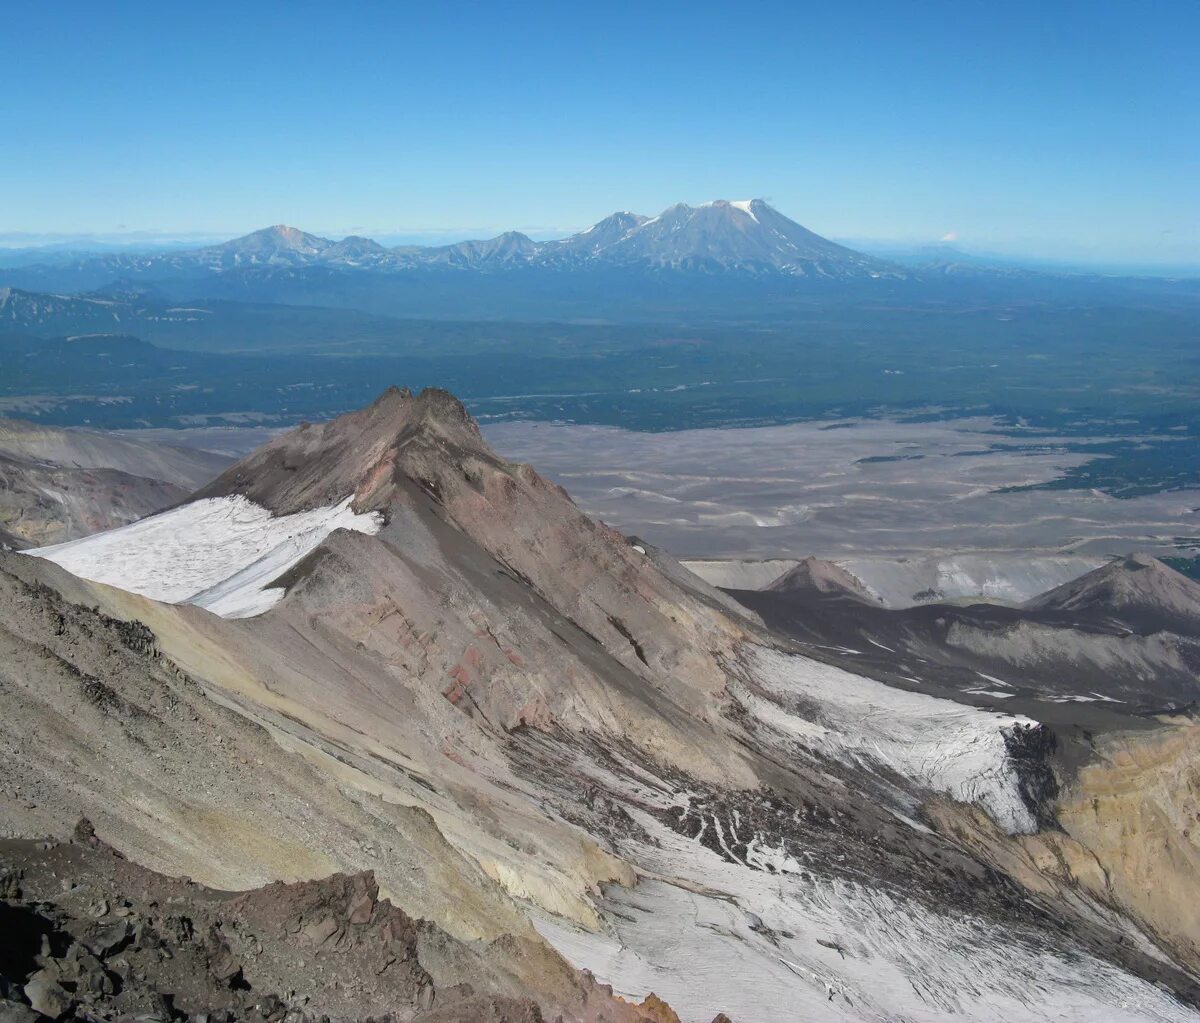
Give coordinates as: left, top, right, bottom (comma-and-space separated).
1, 200, 904, 283
2, 200, 1197, 326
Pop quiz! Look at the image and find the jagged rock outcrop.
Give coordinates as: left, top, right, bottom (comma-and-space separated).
0, 831, 665, 1023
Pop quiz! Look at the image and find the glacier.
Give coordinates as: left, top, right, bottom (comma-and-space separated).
24, 494, 382, 618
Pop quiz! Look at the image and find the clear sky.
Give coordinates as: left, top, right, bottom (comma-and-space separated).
3, 0, 1197, 264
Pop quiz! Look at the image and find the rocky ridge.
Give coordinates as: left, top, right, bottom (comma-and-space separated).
5, 388, 1200, 1020
1, 826, 708, 1023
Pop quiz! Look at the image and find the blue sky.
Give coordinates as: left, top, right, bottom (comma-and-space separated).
3, 0, 1197, 263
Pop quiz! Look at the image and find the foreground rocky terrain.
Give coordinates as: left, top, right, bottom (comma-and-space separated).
0, 418, 229, 547
1, 825, 529, 1023
3, 387, 1200, 1021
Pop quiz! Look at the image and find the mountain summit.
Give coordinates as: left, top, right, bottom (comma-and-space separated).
1026, 552, 1200, 634
573, 198, 892, 275
212, 224, 333, 265
550, 210, 649, 257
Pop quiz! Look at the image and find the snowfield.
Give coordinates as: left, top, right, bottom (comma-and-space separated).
743, 646, 1039, 833
536, 806, 1197, 1023
24, 494, 382, 618
520, 681, 1190, 1022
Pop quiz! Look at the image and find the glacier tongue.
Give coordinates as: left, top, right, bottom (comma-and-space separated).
743, 645, 1039, 834
24, 494, 382, 619
536, 806, 1198, 1023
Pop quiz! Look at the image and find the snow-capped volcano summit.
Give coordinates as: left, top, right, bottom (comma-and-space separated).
706, 198, 760, 218
575, 198, 890, 275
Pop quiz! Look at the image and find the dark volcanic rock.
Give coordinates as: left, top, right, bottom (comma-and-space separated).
22, 973, 72, 1019
1026, 552, 1200, 636
0, 835, 558, 1023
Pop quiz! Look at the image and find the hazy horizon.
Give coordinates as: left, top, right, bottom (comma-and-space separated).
4, 1, 1197, 267
1, 211, 1196, 275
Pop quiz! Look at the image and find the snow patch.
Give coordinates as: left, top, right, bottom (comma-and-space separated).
25, 495, 382, 619
744, 646, 1039, 833
730, 199, 759, 222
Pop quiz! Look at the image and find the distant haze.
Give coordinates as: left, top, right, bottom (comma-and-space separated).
3, 221, 1196, 279
3, 3, 1197, 265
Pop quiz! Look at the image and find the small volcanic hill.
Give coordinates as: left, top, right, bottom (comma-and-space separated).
765, 555, 881, 603
6, 388, 1200, 1021
1026, 552, 1200, 635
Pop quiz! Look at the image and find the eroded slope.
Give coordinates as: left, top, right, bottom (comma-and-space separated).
0, 417, 230, 547
7, 388, 1200, 1020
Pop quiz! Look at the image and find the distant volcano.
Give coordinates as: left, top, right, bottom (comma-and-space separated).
547, 199, 895, 276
